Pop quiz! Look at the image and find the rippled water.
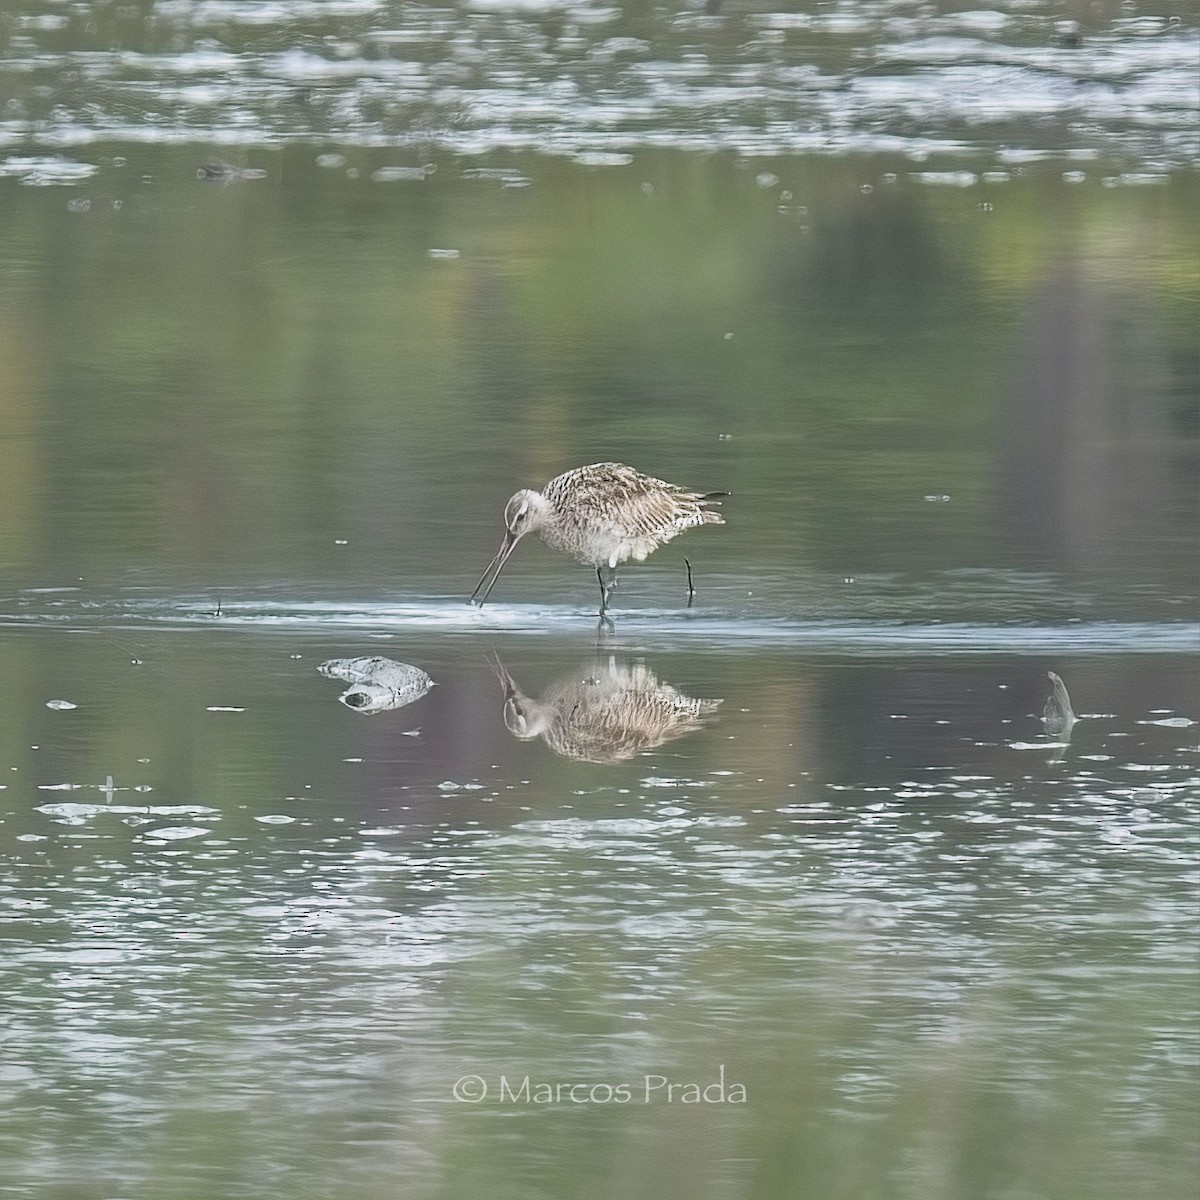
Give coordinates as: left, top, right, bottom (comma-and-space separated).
2, 0, 1197, 166
2, 593, 1197, 1197
1, 1, 1197, 1197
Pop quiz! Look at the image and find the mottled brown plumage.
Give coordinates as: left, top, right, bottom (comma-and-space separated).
469, 462, 727, 617
489, 653, 722, 764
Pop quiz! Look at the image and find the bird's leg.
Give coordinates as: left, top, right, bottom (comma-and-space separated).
595, 567, 616, 636
596, 566, 618, 619
684, 557, 695, 607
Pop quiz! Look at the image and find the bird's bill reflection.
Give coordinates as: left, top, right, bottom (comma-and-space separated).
469, 530, 521, 606
488, 654, 546, 740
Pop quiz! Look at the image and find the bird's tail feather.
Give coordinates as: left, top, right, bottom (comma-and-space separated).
699, 490, 729, 523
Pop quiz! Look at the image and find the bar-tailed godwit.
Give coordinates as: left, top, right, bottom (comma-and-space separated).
469, 462, 727, 618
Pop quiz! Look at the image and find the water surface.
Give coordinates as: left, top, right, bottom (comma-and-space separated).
0, 1, 1196, 1198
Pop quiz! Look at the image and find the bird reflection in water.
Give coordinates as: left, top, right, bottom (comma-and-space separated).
319, 655, 435, 715
488, 653, 721, 763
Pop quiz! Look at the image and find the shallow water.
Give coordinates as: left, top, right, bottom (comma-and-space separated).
2, 596, 1197, 1198
2, 0, 1197, 164
1, 1, 1197, 1197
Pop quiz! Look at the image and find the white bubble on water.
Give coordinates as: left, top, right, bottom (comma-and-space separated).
143, 826, 210, 841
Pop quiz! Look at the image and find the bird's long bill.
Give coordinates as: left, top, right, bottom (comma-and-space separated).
469, 531, 520, 606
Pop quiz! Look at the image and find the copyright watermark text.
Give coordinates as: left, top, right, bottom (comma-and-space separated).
452, 1065, 746, 1105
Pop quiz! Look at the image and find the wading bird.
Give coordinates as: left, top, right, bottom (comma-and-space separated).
469, 462, 727, 619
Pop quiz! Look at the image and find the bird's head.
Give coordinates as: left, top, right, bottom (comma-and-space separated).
503, 489, 546, 539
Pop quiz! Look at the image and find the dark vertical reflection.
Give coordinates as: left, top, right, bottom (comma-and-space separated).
998, 263, 1191, 571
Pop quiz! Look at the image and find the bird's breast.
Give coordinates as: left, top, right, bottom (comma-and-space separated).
542, 526, 660, 567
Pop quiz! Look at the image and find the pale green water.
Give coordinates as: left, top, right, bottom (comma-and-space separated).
0, 1, 1197, 1198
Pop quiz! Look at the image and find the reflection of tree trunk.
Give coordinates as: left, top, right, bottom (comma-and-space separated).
999, 267, 1184, 574
1000, 269, 1114, 566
